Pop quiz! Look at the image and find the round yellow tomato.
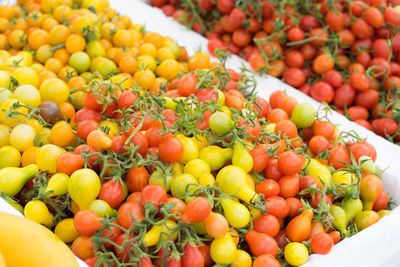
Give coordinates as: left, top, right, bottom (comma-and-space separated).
54, 218, 79, 243
14, 85, 41, 108
40, 78, 69, 104
0, 145, 21, 168
9, 124, 36, 152
0, 99, 28, 126
35, 144, 65, 173
157, 59, 181, 80
284, 242, 309, 266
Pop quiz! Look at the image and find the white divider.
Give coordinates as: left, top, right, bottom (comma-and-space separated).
0, 1, 399, 266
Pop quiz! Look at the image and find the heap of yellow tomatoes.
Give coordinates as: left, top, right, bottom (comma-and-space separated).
0, 0, 393, 267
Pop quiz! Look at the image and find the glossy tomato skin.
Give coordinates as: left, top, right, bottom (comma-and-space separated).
181, 243, 205, 267
76, 120, 99, 141
73, 210, 102, 236
253, 214, 280, 237
265, 196, 289, 219
159, 135, 184, 163
74, 109, 102, 123
118, 90, 138, 110
140, 184, 167, 205
56, 152, 85, 175
126, 166, 149, 192
245, 230, 279, 257
310, 232, 334, 255
117, 202, 144, 229
98, 179, 125, 208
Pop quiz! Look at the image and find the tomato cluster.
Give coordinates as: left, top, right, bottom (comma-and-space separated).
0, 0, 394, 267
150, 0, 400, 144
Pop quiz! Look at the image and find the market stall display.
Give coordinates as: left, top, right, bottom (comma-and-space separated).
147, 0, 400, 145
0, 0, 400, 267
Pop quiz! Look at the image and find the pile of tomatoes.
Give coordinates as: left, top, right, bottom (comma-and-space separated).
149, 0, 400, 144
0, 0, 395, 266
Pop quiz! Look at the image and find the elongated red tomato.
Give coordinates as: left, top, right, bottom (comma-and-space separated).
245, 230, 279, 257
181, 243, 205, 267
181, 197, 211, 223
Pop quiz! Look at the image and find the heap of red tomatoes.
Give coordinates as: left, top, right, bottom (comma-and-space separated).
150, 0, 400, 144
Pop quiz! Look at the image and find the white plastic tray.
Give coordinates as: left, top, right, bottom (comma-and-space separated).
1, 1, 400, 266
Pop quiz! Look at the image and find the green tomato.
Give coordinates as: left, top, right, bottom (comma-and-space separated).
170, 173, 198, 198
330, 205, 347, 235
342, 198, 363, 226
359, 156, 377, 175
378, 210, 390, 217
35, 45, 53, 63
209, 111, 234, 135
291, 103, 315, 128
69, 52, 91, 73
284, 242, 309, 266
97, 58, 117, 78
163, 41, 180, 59
149, 170, 173, 192
192, 222, 207, 235
89, 199, 113, 217
355, 210, 380, 230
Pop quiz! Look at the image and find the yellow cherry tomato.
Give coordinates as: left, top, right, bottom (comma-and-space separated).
0, 98, 29, 126
54, 218, 79, 243
35, 144, 65, 173
13, 85, 41, 108
198, 172, 216, 186
210, 233, 237, 264
143, 220, 178, 247
0, 145, 21, 168
24, 200, 54, 227
183, 159, 210, 180
177, 136, 199, 164
68, 168, 101, 210
157, 58, 181, 80
232, 250, 252, 267
13, 67, 39, 87
284, 242, 309, 266
9, 124, 36, 152
40, 78, 70, 104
